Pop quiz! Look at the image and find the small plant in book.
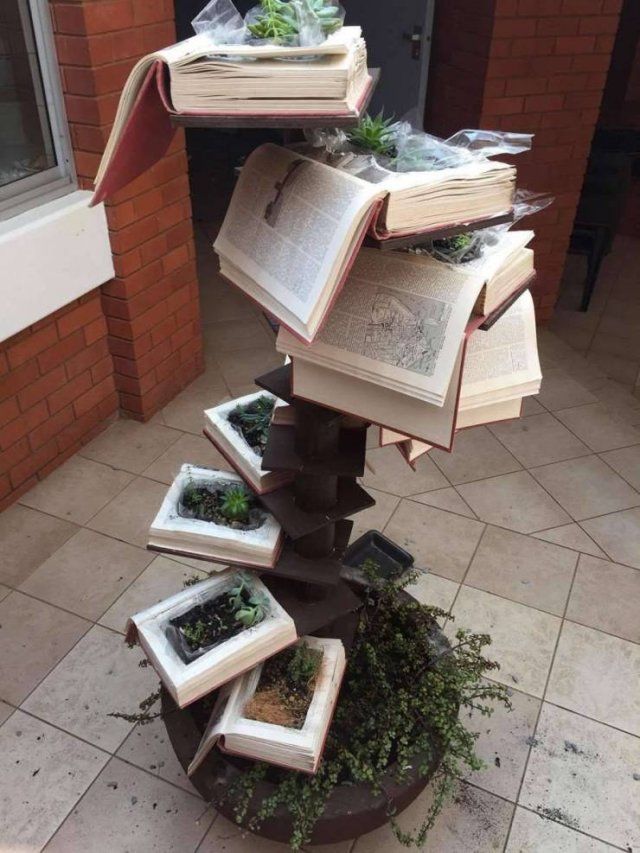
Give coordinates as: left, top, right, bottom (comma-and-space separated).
180, 480, 262, 530
347, 111, 397, 157
227, 394, 275, 457
168, 579, 268, 664
244, 641, 323, 727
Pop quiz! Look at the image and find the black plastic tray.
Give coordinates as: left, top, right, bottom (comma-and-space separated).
342, 530, 414, 582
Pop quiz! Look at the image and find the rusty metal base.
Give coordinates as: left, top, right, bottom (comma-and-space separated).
161, 686, 440, 845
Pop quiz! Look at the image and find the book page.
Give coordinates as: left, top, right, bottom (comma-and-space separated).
280, 249, 485, 403
463, 290, 540, 398
215, 145, 380, 325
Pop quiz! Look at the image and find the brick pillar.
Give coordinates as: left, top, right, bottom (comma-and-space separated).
425, 0, 623, 321
50, 0, 204, 420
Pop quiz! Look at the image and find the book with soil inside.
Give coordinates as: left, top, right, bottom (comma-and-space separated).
126, 572, 297, 708
148, 464, 283, 568
213, 144, 516, 343
188, 636, 346, 775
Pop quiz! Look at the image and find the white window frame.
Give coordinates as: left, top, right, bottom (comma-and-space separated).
0, 0, 76, 221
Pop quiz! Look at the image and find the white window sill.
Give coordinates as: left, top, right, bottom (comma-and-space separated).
0, 189, 114, 344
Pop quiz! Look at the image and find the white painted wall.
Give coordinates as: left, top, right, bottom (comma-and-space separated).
0, 190, 114, 343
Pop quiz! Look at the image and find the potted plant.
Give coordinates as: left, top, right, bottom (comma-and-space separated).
126, 571, 297, 708
204, 392, 294, 494
164, 566, 510, 848
187, 636, 346, 775
148, 464, 284, 568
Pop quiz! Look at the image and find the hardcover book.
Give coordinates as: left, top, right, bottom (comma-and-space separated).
188, 636, 345, 775
126, 572, 297, 708
148, 464, 283, 568
214, 145, 517, 343
278, 279, 541, 449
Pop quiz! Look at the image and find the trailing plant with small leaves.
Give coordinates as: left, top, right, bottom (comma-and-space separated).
347, 112, 397, 157
212, 567, 510, 850
220, 485, 251, 523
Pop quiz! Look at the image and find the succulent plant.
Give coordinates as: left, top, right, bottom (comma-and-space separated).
220, 485, 251, 522
347, 112, 397, 157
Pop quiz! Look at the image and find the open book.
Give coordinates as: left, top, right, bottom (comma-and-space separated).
126, 573, 297, 708
92, 29, 371, 204
298, 144, 516, 239
279, 287, 541, 448
214, 145, 517, 342
188, 637, 345, 775
214, 144, 386, 342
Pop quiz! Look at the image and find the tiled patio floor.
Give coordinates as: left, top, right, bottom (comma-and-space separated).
1, 234, 640, 851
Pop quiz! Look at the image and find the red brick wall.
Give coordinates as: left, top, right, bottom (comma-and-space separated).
425, 0, 623, 320
50, 0, 204, 420
0, 291, 118, 511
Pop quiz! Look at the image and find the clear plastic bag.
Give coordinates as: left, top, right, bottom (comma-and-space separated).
192, 0, 344, 48
411, 190, 555, 266
191, 0, 247, 43
305, 119, 533, 173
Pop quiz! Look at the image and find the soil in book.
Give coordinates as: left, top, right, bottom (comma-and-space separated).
168, 581, 267, 664
179, 481, 264, 530
228, 395, 275, 457
244, 642, 323, 728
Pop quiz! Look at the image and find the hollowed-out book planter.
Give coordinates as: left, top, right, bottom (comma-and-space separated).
188, 636, 345, 775
204, 392, 293, 495
126, 572, 296, 708
148, 464, 283, 568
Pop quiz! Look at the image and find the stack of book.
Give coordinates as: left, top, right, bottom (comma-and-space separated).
92, 29, 374, 204
215, 143, 541, 449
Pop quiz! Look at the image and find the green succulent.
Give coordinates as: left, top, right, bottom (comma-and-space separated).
220, 485, 251, 522
247, 0, 342, 42
180, 619, 208, 647
235, 600, 266, 628
347, 111, 397, 157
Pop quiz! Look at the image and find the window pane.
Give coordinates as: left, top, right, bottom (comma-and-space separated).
0, 0, 57, 189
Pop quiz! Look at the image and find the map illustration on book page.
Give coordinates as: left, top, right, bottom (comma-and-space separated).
318, 277, 454, 378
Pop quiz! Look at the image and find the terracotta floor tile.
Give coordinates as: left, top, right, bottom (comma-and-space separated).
489, 412, 590, 468
385, 500, 485, 581
581, 506, 640, 568
45, 757, 212, 852
19, 455, 133, 524
519, 703, 640, 849
80, 419, 183, 475
457, 471, 571, 533
0, 504, 78, 587
0, 591, 89, 705
506, 807, 614, 852
431, 426, 522, 485
0, 710, 108, 851
22, 625, 157, 752
451, 587, 560, 697
529, 456, 640, 521
19, 529, 152, 621
361, 445, 448, 496
547, 621, 640, 735
566, 554, 640, 642
466, 525, 577, 615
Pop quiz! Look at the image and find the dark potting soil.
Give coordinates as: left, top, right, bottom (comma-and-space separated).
168, 587, 257, 663
244, 644, 323, 729
227, 396, 275, 457
178, 483, 264, 530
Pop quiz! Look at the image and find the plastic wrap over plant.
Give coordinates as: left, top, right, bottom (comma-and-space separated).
305, 119, 532, 173
191, 0, 246, 42
411, 190, 555, 266
192, 0, 344, 48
